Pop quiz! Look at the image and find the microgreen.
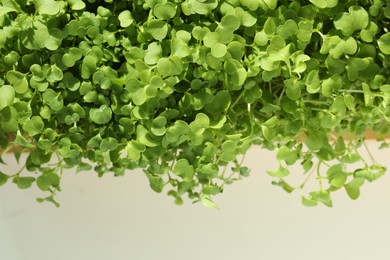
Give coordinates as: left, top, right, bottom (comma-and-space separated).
1, 0, 390, 208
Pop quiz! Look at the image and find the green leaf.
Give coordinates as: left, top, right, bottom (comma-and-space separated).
326, 164, 344, 178
254, 31, 268, 46
203, 32, 220, 48
189, 0, 218, 15
15, 177, 36, 189
378, 33, 390, 55
192, 26, 210, 41
239, 0, 259, 11
221, 15, 240, 31
146, 174, 165, 193
0, 106, 18, 132
221, 140, 237, 162
36, 175, 51, 191
267, 166, 290, 178
302, 196, 318, 207
0, 29, 7, 48
33, 0, 60, 15
125, 141, 145, 161
136, 125, 159, 147
40, 28, 63, 51
151, 116, 167, 136
203, 184, 221, 195
0, 85, 15, 110
46, 65, 63, 83
340, 153, 361, 164
42, 89, 64, 111
35, 28, 52, 49
309, 190, 332, 207
235, 7, 257, 27
6, 71, 28, 94
329, 38, 358, 59
157, 56, 183, 76
100, 137, 119, 152
0, 172, 9, 187
309, 0, 327, 9
344, 94, 355, 112
0, 6, 18, 16
261, 0, 277, 10
285, 78, 301, 100
277, 20, 298, 39
77, 162, 93, 172
189, 113, 210, 135
81, 56, 97, 79
200, 195, 219, 209
14, 131, 35, 148
272, 179, 294, 193
211, 43, 227, 58
68, 0, 86, 10
153, 2, 176, 20
334, 6, 369, 36
305, 70, 321, 94
360, 21, 378, 43
173, 158, 195, 182
118, 10, 134, 27
330, 173, 347, 188
322, 75, 342, 97
22, 116, 44, 136
144, 42, 162, 65
344, 178, 365, 200
37, 172, 60, 191
145, 19, 168, 41
276, 146, 298, 165
309, 0, 337, 9
355, 166, 385, 182
89, 105, 112, 124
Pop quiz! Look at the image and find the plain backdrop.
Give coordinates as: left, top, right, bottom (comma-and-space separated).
1, 141, 390, 260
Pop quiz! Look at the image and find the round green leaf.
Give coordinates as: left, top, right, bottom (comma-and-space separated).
378, 33, 390, 55
192, 26, 210, 41
203, 32, 220, 48
190, 0, 218, 14
15, 177, 36, 189
153, 3, 176, 20
69, 0, 86, 10
118, 10, 134, 27
100, 137, 119, 152
81, 56, 97, 79
151, 116, 167, 136
157, 56, 183, 76
334, 6, 369, 36
126, 141, 145, 161
37, 175, 51, 191
42, 89, 64, 111
6, 71, 28, 94
46, 65, 63, 83
221, 15, 240, 31
34, 0, 61, 15
211, 43, 227, 58
22, 116, 44, 136
89, 105, 112, 124
45, 28, 63, 50
173, 158, 195, 182
0, 85, 15, 110
145, 19, 168, 41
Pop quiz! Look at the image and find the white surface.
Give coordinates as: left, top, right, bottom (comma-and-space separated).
1, 142, 390, 260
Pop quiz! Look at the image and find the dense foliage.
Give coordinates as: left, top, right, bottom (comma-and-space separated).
1, 0, 390, 207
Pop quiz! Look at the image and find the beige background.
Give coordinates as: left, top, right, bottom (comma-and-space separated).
1, 142, 390, 260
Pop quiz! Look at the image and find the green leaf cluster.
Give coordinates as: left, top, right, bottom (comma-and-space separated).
1, 0, 390, 208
